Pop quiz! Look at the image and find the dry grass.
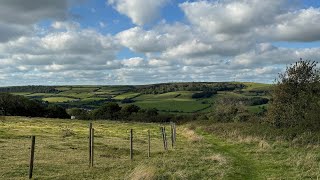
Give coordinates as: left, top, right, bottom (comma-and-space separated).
258, 140, 271, 150
203, 153, 228, 165
181, 127, 203, 143
127, 165, 156, 180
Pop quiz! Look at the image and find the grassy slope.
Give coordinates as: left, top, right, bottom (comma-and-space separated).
196, 122, 320, 179
7, 82, 273, 113
1, 117, 319, 179
42, 97, 76, 103
133, 91, 211, 113
0, 117, 228, 179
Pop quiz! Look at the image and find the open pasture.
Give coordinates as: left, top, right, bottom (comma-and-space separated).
1, 117, 319, 179
0, 117, 227, 179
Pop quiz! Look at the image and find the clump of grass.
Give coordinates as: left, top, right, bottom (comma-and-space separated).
291, 152, 320, 178
61, 127, 75, 138
203, 153, 227, 165
258, 140, 271, 149
127, 164, 156, 180
182, 127, 202, 143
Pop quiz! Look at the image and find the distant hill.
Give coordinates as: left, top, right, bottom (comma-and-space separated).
1, 82, 272, 114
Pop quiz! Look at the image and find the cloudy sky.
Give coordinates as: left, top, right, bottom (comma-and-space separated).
1, 0, 320, 86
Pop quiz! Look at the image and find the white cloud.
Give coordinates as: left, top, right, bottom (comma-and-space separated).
1, 0, 320, 85
0, 21, 121, 76
180, 0, 287, 35
122, 57, 145, 67
261, 8, 320, 42
108, 0, 169, 25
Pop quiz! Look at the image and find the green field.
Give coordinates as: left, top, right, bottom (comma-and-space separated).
1, 117, 319, 179
241, 82, 273, 91
4, 83, 272, 114
113, 92, 141, 100
42, 97, 76, 103
132, 91, 211, 113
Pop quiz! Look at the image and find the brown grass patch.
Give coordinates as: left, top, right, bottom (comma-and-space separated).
203, 153, 227, 165
127, 165, 156, 180
181, 128, 203, 143
258, 140, 271, 149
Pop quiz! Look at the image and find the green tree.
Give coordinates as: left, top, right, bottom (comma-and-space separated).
67, 108, 89, 119
46, 104, 70, 119
121, 104, 140, 117
92, 102, 121, 120
267, 60, 320, 129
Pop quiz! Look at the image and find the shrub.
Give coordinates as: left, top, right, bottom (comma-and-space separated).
92, 102, 121, 120
46, 104, 70, 119
192, 91, 216, 99
267, 60, 320, 130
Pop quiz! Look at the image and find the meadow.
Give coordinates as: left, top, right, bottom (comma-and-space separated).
1, 116, 319, 179
8, 82, 271, 114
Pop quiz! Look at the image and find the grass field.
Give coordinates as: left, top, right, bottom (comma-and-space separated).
241, 82, 272, 91
1, 117, 319, 179
0, 117, 228, 179
133, 91, 211, 113
6, 83, 271, 113
42, 97, 76, 103
113, 92, 141, 100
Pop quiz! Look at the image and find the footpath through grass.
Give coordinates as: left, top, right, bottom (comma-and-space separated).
195, 122, 320, 179
1, 117, 319, 179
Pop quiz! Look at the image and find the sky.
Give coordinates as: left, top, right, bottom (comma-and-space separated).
1, 0, 320, 86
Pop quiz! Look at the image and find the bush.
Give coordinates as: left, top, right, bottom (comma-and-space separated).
192, 91, 216, 99
267, 60, 320, 130
46, 104, 70, 119
121, 98, 135, 103
67, 108, 89, 119
92, 102, 121, 120
208, 97, 251, 122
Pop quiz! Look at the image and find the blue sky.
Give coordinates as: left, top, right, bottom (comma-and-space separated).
0, 0, 320, 86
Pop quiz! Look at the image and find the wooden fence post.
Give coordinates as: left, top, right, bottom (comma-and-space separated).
171, 123, 174, 148
89, 122, 92, 167
163, 127, 168, 150
91, 128, 94, 167
130, 129, 133, 160
148, 130, 151, 157
29, 136, 35, 179
160, 127, 165, 150
173, 123, 176, 143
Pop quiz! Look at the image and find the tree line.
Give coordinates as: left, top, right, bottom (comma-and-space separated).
0, 93, 69, 118
0, 93, 191, 123
134, 82, 245, 94
67, 102, 192, 123
0, 86, 60, 93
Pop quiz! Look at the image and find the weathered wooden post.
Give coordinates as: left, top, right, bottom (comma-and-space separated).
29, 136, 35, 179
171, 123, 174, 148
163, 127, 168, 150
160, 127, 165, 150
89, 122, 92, 166
91, 128, 94, 167
148, 130, 151, 157
173, 123, 177, 143
130, 129, 133, 160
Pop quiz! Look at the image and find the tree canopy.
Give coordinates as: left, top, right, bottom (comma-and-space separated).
267, 60, 320, 130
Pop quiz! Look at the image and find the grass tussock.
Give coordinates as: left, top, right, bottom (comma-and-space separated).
181, 127, 203, 143
203, 153, 228, 165
127, 165, 156, 180
258, 140, 271, 150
